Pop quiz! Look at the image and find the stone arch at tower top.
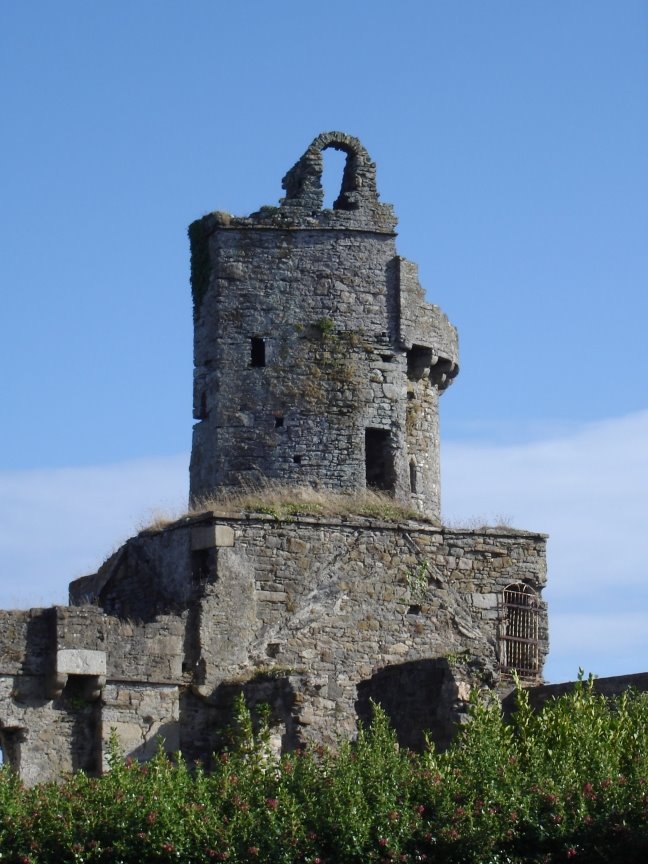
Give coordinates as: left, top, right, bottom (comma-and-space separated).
281, 131, 379, 213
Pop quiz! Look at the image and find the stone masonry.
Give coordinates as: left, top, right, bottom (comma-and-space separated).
1, 133, 549, 783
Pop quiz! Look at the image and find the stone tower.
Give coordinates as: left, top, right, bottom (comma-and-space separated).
188, 132, 459, 519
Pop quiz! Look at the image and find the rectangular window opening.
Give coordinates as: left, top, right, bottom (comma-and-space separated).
274, 415, 284, 428
365, 428, 395, 492
250, 337, 266, 367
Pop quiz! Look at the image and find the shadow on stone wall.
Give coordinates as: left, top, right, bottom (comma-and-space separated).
62, 676, 102, 775
356, 658, 463, 752
123, 721, 181, 765
180, 674, 300, 767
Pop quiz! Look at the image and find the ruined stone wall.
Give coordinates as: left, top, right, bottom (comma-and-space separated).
502, 672, 648, 718
0, 605, 183, 784
66, 513, 547, 762
1, 513, 548, 783
70, 526, 194, 621
0, 608, 97, 784
180, 515, 547, 754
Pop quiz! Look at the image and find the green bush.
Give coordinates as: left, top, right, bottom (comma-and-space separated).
0, 677, 646, 863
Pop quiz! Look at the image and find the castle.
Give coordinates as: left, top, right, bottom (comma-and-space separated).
0, 133, 549, 785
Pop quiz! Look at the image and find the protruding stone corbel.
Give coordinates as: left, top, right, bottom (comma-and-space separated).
86, 674, 106, 701
49, 649, 107, 701
48, 670, 68, 701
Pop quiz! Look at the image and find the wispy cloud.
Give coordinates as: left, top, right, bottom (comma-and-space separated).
442, 410, 648, 681
0, 456, 188, 609
1, 412, 645, 684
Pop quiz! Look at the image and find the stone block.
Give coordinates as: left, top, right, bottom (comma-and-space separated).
256, 590, 288, 603
192, 524, 235, 550
471, 592, 497, 610
57, 649, 106, 676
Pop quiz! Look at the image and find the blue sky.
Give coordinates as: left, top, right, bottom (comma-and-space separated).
0, 2, 646, 684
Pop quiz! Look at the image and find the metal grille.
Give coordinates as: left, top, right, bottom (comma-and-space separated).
499, 584, 540, 680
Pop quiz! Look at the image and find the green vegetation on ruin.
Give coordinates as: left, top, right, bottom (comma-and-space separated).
144, 484, 430, 532
1, 676, 647, 863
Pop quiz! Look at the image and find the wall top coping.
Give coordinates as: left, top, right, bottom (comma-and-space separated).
138, 511, 548, 542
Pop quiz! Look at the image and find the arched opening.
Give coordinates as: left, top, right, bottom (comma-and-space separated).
321, 147, 349, 210
500, 583, 540, 680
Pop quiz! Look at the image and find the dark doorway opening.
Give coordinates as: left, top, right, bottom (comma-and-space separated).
365, 428, 395, 492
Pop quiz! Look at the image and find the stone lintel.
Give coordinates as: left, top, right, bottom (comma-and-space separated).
57, 649, 107, 677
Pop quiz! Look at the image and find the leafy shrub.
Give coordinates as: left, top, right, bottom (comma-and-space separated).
0, 677, 646, 863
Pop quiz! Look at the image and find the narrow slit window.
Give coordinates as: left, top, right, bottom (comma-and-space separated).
250, 337, 266, 367
499, 583, 540, 680
409, 461, 417, 493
